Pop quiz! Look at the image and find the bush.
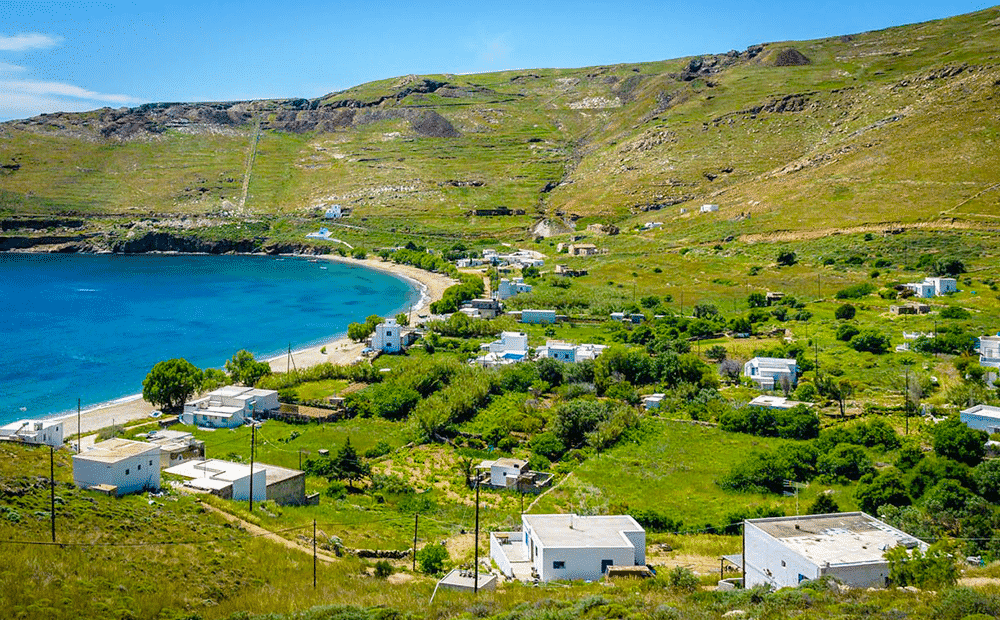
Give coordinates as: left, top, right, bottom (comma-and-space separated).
817, 444, 874, 481
363, 440, 392, 459
667, 566, 700, 592
835, 304, 856, 320
531, 432, 566, 460
373, 560, 393, 578
835, 283, 875, 299
934, 587, 998, 620
631, 509, 684, 533
416, 543, 449, 575
807, 493, 840, 514
551, 398, 610, 447
932, 417, 988, 466
887, 543, 958, 589
836, 323, 860, 342
940, 306, 970, 319
720, 451, 788, 494
855, 469, 910, 513
776, 250, 797, 266
849, 329, 892, 354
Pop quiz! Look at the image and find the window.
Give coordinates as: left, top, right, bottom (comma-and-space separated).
125, 469, 130, 475
781, 560, 786, 567
553, 561, 565, 569
137, 464, 141, 471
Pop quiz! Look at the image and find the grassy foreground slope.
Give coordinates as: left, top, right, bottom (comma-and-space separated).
1, 7, 998, 242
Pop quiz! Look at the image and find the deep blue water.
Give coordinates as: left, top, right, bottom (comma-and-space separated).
0, 254, 420, 423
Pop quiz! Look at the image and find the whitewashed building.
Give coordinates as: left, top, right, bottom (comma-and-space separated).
496, 277, 532, 300
743, 512, 927, 589
371, 318, 403, 353
904, 277, 957, 298
743, 357, 798, 390
144, 429, 205, 468
520, 309, 557, 325
323, 204, 343, 219
491, 514, 645, 582
164, 459, 267, 502
960, 404, 1000, 435
181, 386, 280, 428
474, 331, 529, 367
73, 438, 160, 496
700, 204, 719, 213
535, 340, 607, 363
979, 335, 1000, 386
642, 394, 665, 410
0, 419, 64, 447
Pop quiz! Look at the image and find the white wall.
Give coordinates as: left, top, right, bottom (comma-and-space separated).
73, 451, 161, 496
743, 522, 820, 588
231, 468, 268, 501
490, 534, 515, 577
538, 546, 636, 582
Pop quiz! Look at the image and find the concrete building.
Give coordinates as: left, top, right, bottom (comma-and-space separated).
496, 277, 532, 301
260, 463, 308, 505
474, 458, 552, 492
960, 404, 1000, 435
474, 331, 529, 367
743, 357, 798, 390
610, 312, 645, 324
642, 394, 665, 410
164, 459, 267, 502
371, 318, 403, 353
437, 569, 498, 593
73, 438, 160, 496
743, 512, 927, 589
144, 429, 205, 468
568, 244, 598, 256
491, 514, 645, 582
904, 277, 957, 298
323, 204, 342, 219
460, 298, 502, 319
521, 309, 557, 324
0, 419, 64, 448
890, 302, 931, 315
535, 340, 607, 363
700, 204, 719, 213
979, 335, 1000, 386
181, 386, 280, 428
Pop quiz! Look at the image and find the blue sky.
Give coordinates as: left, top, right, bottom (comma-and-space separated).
0, 1, 992, 121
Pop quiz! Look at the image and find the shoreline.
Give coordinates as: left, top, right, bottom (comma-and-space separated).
42, 254, 457, 438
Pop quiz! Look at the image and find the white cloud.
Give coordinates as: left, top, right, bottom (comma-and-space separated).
0, 80, 140, 121
0, 33, 61, 52
0, 62, 25, 72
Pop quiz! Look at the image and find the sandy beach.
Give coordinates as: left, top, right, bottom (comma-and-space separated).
53, 255, 457, 438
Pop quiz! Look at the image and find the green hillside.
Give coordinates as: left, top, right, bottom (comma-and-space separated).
1, 7, 998, 247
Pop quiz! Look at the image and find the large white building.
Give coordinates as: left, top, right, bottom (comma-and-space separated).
960, 404, 1000, 435
743, 512, 927, 589
370, 318, 403, 353
904, 277, 957, 298
491, 514, 645, 582
0, 419, 64, 447
979, 335, 1000, 386
73, 438, 160, 496
474, 331, 529, 367
180, 386, 280, 428
164, 459, 267, 502
743, 357, 798, 390
535, 340, 607, 363
496, 277, 533, 300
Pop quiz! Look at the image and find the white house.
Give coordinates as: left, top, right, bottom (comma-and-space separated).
743, 357, 798, 390
521, 309, 557, 324
73, 438, 160, 496
0, 419, 64, 447
474, 331, 529, 367
700, 204, 719, 213
960, 404, 1000, 435
371, 318, 403, 353
743, 512, 927, 589
474, 458, 553, 492
642, 394, 665, 410
323, 204, 343, 219
496, 277, 533, 300
979, 335, 1000, 386
144, 429, 205, 468
535, 340, 607, 363
904, 277, 957, 298
181, 386, 280, 428
164, 459, 267, 502
491, 514, 645, 582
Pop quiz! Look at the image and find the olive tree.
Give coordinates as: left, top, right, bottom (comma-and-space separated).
142, 358, 203, 412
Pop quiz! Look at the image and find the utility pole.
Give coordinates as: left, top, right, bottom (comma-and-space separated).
50, 446, 56, 543
474, 479, 480, 593
412, 513, 419, 571
249, 423, 256, 512
904, 366, 911, 435
313, 519, 317, 588
77, 398, 81, 452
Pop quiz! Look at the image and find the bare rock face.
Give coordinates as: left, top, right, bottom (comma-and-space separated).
771, 48, 811, 66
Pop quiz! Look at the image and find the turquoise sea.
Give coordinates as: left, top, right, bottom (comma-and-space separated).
0, 254, 421, 424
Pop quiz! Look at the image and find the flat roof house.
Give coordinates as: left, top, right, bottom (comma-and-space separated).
474, 458, 552, 493
164, 459, 267, 502
521, 309, 557, 325
0, 419, 64, 448
491, 514, 645, 582
496, 277, 532, 301
73, 438, 160, 496
371, 318, 403, 353
743, 512, 927, 589
535, 340, 607, 363
743, 357, 798, 390
474, 331, 529, 367
980, 335, 1000, 386
144, 429, 205, 468
181, 386, 280, 428
960, 404, 1000, 434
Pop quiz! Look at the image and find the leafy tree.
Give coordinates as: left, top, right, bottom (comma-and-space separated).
886, 543, 958, 589
776, 250, 797, 266
705, 345, 727, 363
855, 469, 910, 514
719, 359, 742, 384
817, 444, 874, 481
849, 329, 892, 354
940, 306, 970, 319
973, 459, 1000, 503
395, 312, 410, 326
774, 405, 819, 440
747, 292, 767, 308
719, 451, 788, 494
201, 368, 229, 391
535, 357, 565, 387
906, 455, 974, 500
895, 441, 925, 471
931, 258, 966, 277
348, 322, 371, 342
530, 432, 566, 461
225, 350, 272, 386
835, 303, 856, 320
331, 438, 371, 487
836, 323, 860, 342
807, 493, 840, 515
416, 543, 449, 575
932, 417, 987, 466
142, 358, 203, 412
551, 398, 609, 447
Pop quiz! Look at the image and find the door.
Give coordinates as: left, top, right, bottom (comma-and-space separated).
601, 560, 613, 574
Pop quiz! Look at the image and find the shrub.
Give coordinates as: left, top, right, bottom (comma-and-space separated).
933, 417, 988, 466
776, 250, 797, 266
849, 329, 891, 354
834, 304, 856, 320
363, 440, 392, 459
373, 560, 393, 578
416, 543, 449, 575
940, 306, 970, 319
667, 566, 700, 592
807, 493, 840, 514
887, 543, 958, 589
817, 444, 874, 481
836, 324, 859, 342
531, 432, 567, 461
855, 469, 910, 513
934, 587, 998, 620
719, 451, 788, 494
835, 283, 875, 299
